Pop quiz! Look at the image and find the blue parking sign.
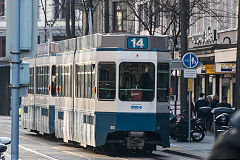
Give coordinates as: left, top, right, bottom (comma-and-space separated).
182, 52, 198, 68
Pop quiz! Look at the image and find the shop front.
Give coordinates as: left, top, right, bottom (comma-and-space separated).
215, 63, 236, 106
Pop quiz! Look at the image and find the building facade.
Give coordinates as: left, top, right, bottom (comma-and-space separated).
0, 0, 83, 115
188, 0, 238, 105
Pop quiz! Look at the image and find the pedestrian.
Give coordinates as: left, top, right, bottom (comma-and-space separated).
195, 93, 208, 117
211, 94, 219, 109
206, 95, 214, 109
206, 95, 214, 131
215, 96, 231, 108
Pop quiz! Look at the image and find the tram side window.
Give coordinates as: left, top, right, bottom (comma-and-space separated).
98, 63, 116, 100
85, 65, 92, 98
92, 64, 95, 99
36, 67, 39, 94
44, 66, 49, 95
76, 64, 95, 99
157, 63, 169, 102
56, 66, 61, 96
28, 67, 34, 94
56, 65, 72, 97
65, 65, 72, 97
61, 66, 64, 97
36, 66, 49, 95
64, 66, 68, 96
70, 65, 72, 97
56, 66, 72, 97
51, 65, 56, 96
76, 65, 80, 98
76, 65, 85, 98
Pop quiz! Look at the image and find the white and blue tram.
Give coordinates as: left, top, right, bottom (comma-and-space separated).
21, 34, 171, 152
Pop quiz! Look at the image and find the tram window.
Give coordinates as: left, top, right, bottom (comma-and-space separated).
44, 66, 49, 95
51, 65, 56, 96
59, 66, 61, 96
61, 66, 64, 97
85, 65, 92, 98
55, 65, 72, 97
35, 66, 49, 95
36, 67, 40, 94
76, 65, 80, 98
29, 67, 34, 94
157, 63, 169, 102
80, 66, 85, 98
36, 67, 39, 94
41, 67, 43, 94
70, 65, 72, 97
64, 66, 68, 96
92, 64, 95, 99
76, 65, 85, 98
98, 63, 116, 100
65, 66, 71, 97
56, 66, 60, 96
119, 62, 155, 101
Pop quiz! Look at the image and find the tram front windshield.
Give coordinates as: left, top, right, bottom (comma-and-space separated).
119, 62, 155, 101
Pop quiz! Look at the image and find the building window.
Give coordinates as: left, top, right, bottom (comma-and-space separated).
54, 0, 65, 19
0, 0, 5, 16
114, 2, 127, 32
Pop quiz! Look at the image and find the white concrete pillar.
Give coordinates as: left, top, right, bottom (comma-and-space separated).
213, 76, 216, 96
219, 76, 222, 102
230, 78, 233, 105
178, 75, 181, 102
202, 76, 205, 94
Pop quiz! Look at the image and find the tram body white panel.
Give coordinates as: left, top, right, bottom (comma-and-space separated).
21, 58, 35, 131
35, 56, 51, 134
94, 51, 117, 113
74, 50, 97, 146
55, 52, 74, 141
157, 51, 171, 113
96, 50, 158, 113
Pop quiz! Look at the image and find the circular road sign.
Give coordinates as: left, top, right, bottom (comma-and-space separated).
182, 52, 198, 69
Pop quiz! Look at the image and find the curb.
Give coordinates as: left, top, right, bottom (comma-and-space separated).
161, 149, 204, 159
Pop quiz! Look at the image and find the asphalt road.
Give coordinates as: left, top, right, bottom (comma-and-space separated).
0, 116, 196, 160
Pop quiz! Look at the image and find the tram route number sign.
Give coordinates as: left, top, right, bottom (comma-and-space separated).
127, 37, 148, 49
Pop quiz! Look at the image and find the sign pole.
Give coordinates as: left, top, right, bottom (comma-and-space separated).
11, 0, 20, 159
182, 52, 198, 143
188, 90, 191, 142
174, 71, 178, 115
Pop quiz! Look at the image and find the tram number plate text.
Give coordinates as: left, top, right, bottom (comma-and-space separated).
127, 37, 148, 49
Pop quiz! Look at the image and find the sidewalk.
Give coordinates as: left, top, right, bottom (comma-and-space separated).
157, 133, 215, 159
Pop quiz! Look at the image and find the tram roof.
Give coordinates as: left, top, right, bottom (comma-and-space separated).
52, 34, 169, 54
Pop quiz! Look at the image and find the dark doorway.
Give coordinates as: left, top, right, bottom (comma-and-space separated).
0, 66, 10, 115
